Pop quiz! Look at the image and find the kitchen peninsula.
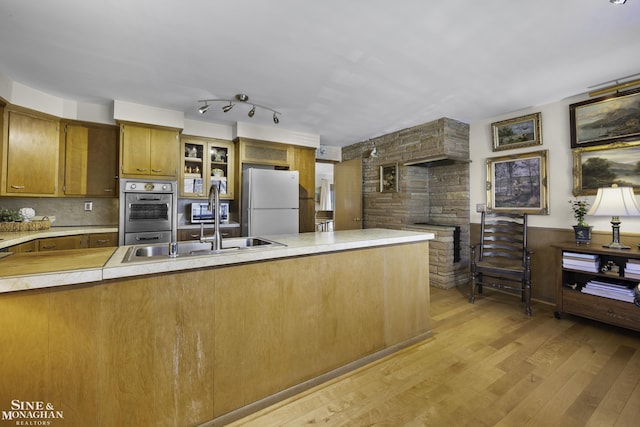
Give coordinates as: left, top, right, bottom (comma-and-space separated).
0, 228, 433, 427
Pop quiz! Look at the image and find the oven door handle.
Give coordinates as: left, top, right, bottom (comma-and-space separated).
135, 235, 163, 242
136, 196, 165, 202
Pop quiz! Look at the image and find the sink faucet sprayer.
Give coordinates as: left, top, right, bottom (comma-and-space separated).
199, 182, 222, 251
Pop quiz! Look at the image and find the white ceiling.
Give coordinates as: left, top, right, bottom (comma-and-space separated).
1, 0, 639, 147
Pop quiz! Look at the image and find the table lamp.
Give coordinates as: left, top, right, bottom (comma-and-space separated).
586, 184, 640, 249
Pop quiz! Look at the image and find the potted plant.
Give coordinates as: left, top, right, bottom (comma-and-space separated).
569, 198, 592, 244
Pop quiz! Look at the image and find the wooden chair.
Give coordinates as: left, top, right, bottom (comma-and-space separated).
469, 212, 532, 316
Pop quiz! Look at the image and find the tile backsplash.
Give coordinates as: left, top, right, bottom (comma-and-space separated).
0, 197, 118, 227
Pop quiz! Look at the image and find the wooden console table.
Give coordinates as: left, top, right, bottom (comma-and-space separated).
552, 242, 640, 332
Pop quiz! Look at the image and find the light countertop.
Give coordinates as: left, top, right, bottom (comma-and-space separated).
0, 229, 434, 294
0, 225, 118, 250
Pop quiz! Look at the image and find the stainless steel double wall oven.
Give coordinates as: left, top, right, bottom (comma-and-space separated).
119, 179, 177, 246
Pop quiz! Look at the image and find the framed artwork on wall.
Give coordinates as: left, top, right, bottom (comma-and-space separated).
491, 112, 542, 152
380, 163, 398, 193
486, 150, 549, 214
569, 88, 640, 148
572, 140, 640, 196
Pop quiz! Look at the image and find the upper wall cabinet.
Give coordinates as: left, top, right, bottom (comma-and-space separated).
2, 109, 60, 196
181, 135, 235, 199
63, 122, 119, 197
119, 123, 180, 179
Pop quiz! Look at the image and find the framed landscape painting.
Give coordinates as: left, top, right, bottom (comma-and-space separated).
491, 112, 542, 151
569, 88, 640, 148
572, 141, 640, 196
486, 150, 548, 214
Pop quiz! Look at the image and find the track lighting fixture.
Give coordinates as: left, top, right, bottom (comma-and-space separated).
197, 93, 281, 124
609, 0, 626, 4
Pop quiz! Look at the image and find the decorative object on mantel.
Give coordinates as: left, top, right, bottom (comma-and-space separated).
586, 184, 640, 249
491, 112, 542, 152
569, 198, 592, 244
197, 93, 281, 124
0, 208, 51, 232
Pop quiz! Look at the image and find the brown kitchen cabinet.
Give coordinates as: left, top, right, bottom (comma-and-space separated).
237, 138, 292, 167
553, 242, 640, 332
291, 146, 316, 233
8, 241, 37, 253
38, 235, 88, 251
88, 232, 118, 248
119, 123, 180, 179
2, 108, 60, 196
180, 136, 235, 200
63, 122, 118, 197
178, 226, 240, 241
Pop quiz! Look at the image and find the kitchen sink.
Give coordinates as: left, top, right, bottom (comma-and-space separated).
123, 237, 285, 263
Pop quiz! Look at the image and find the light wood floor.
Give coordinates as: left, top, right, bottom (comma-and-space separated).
228, 286, 640, 426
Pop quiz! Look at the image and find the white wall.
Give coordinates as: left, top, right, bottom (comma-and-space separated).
469, 93, 640, 234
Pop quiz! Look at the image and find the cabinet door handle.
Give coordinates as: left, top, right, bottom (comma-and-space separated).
41, 244, 56, 249
189, 233, 199, 238
10, 185, 25, 189
152, 169, 162, 173
136, 168, 148, 172
103, 189, 113, 193
96, 239, 109, 244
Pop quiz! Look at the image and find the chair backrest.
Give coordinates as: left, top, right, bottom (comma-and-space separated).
479, 212, 528, 265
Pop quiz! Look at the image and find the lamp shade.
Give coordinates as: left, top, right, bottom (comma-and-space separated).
586, 185, 640, 217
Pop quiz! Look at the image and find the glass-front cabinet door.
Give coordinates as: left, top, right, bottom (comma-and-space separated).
180, 136, 235, 200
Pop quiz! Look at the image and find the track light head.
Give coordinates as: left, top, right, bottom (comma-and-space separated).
197, 93, 281, 123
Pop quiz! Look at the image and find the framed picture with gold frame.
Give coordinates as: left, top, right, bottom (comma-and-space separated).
486, 150, 548, 214
570, 88, 640, 148
380, 163, 398, 193
491, 112, 542, 152
572, 140, 640, 196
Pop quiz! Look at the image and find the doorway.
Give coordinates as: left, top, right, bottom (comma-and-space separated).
315, 162, 334, 231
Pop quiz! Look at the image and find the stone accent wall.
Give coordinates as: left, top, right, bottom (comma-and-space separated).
342, 117, 470, 289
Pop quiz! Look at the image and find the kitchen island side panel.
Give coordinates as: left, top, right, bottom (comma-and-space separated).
0, 241, 430, 426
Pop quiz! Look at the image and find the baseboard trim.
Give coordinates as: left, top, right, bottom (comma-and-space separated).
198, 331, 433, 427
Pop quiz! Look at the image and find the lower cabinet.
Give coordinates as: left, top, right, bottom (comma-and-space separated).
178, 226, 240, 241
9, 241, 37, 253
38, 235, 87, 251
10, 232, 118, 253
88, 232, 118, 248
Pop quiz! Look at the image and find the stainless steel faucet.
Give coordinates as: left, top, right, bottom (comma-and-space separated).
199, 182, 222, 251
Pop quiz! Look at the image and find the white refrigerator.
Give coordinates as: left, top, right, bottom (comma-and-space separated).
242, 168, 299, 236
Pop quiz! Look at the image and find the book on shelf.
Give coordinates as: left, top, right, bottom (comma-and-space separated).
563, 252, 598, 260
624, 271, 640, 280
562, 252, 599, 272
624, 264, 640, 273
562, 260, 599, 272
581, 279, 636, 303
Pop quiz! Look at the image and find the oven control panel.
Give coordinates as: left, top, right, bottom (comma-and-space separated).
124, 181, 174, 192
